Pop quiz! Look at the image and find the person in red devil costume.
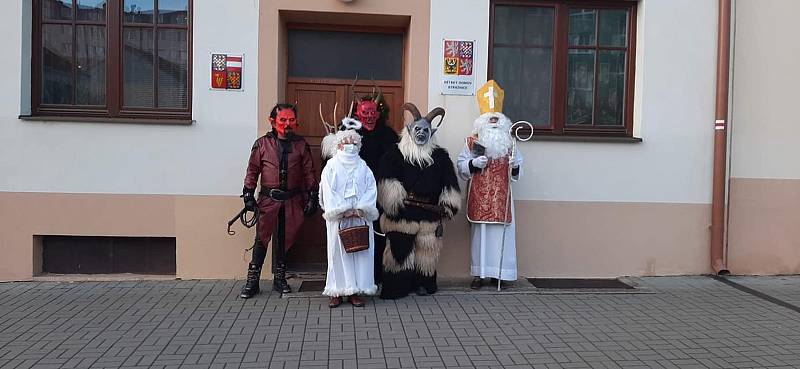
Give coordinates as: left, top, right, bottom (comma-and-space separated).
240, 103, 318, 298
352, 94, 399, 175
351, 93, 399, 284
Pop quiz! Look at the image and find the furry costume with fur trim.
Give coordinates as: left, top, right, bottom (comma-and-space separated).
376, 131, 461, 299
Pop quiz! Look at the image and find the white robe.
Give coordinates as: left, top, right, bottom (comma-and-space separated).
457, 144, 523, 281
319, 152, 379, 297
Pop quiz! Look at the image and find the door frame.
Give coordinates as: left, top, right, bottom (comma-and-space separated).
282, 23, 408, 271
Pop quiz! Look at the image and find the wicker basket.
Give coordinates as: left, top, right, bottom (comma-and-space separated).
339, 218, 370, 254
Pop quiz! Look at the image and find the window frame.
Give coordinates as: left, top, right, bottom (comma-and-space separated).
31, 0, 193, 121
489, 0, 637, 137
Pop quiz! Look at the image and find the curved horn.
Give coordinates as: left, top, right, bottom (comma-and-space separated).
333, 102, 340, 131
425, 107, 446, 128
349, 74, 359, 104
319, 103, 334, 133
371, 77, 383, 103
402, 103, 422, 121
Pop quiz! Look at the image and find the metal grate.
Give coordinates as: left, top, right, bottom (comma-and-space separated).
298, 280, 326, 292
527, 278, 634, 289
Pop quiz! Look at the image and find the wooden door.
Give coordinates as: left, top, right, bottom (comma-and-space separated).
285, 78, 403, 270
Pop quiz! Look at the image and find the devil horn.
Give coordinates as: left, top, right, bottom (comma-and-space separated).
425, 107, 446, 128
349, 74, 359, 105
371, 77, 383, 103
402, 103, 422, 121
319, 103, 334, 133
333, 102, 340, 131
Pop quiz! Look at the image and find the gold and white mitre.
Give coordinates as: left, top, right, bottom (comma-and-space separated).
477, 80, 505, 115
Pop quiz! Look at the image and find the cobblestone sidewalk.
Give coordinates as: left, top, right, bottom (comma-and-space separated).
1, 276, 800, 369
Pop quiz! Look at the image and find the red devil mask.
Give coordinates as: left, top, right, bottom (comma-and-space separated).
270, 108, 298, 136
356, 100, 379, 131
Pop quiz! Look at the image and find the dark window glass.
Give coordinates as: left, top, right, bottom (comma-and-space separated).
524, 7, 554, 46
288, 30, 404, 80
43, 0, 73, 21
599, 9, 628, 47
157, 29, 188, 108
158, 0, 188, 24
566, 49, 595, 125
597, 50, 626, 125
75, 25, 107, 105
77, 0, 106, 22
123, 27, 154, 107
569, 9, 596, 46
494, 5, 523, 45
492, 6, 554, 127
493, 46, 522, 120
521, 48, 553, 124
124, 0, 154, 23
42, 24, 74, 104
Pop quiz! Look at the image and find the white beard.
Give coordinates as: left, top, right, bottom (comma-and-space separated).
475, 114, 513, 159
398, 129, 435, 168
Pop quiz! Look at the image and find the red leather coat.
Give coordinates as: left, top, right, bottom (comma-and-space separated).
244, 133, 317, 249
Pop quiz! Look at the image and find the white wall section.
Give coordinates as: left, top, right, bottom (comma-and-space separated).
0, 1, 260, 195
429, 0, 718, 204
730, 0, 800, 180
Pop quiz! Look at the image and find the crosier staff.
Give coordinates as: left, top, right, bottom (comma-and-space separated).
496, 121, 533, 291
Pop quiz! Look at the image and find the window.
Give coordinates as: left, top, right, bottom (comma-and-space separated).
490, 0, 636, 137
32, 0, 191, 120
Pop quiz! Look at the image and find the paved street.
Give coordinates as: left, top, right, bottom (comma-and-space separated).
1, 276, 800, 369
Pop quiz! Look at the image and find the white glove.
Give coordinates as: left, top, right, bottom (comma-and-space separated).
472, 156, 489, 169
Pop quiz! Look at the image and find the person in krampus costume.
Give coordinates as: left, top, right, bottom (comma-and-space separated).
376, 103, 461, 299
239, 103, 318, 298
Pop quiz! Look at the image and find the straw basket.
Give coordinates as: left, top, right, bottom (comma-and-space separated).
339, 218, 370, 253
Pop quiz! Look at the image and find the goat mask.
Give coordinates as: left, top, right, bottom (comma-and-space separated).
402, 103, 446, 146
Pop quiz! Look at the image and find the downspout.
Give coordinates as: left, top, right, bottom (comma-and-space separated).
711, 0, 732, 275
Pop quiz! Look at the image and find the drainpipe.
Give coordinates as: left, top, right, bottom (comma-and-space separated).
711, 0, 732, 275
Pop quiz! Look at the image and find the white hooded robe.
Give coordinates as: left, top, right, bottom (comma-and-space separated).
320, 150, 379, 297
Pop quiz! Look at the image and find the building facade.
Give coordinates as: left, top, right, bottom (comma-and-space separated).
1, 0, 797, 281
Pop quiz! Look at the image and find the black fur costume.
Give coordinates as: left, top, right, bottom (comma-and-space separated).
376, 141, 461, 299
359, 120, 399, 283
356, 122, 398, 173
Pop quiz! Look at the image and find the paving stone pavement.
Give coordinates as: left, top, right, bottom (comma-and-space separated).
1, 276, 800, 369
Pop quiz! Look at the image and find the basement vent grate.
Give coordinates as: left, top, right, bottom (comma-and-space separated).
298, 280, 326, 292
527, 278, 634, 289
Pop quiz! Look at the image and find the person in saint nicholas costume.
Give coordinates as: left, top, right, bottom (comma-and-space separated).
319, 129, 379, 308
376, 103, 461, 299
456, 81, 523, 290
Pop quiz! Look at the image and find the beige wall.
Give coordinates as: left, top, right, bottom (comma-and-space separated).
257, 0, 430, 135
0, 192, 254, 282
727, 179, 800, 275
727, 0, 800, 274
0, 192, 711, 281
438, 200, 711, 278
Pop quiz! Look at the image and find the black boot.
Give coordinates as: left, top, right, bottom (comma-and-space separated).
272, 262, 291, 293
240, 263, 261, 299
